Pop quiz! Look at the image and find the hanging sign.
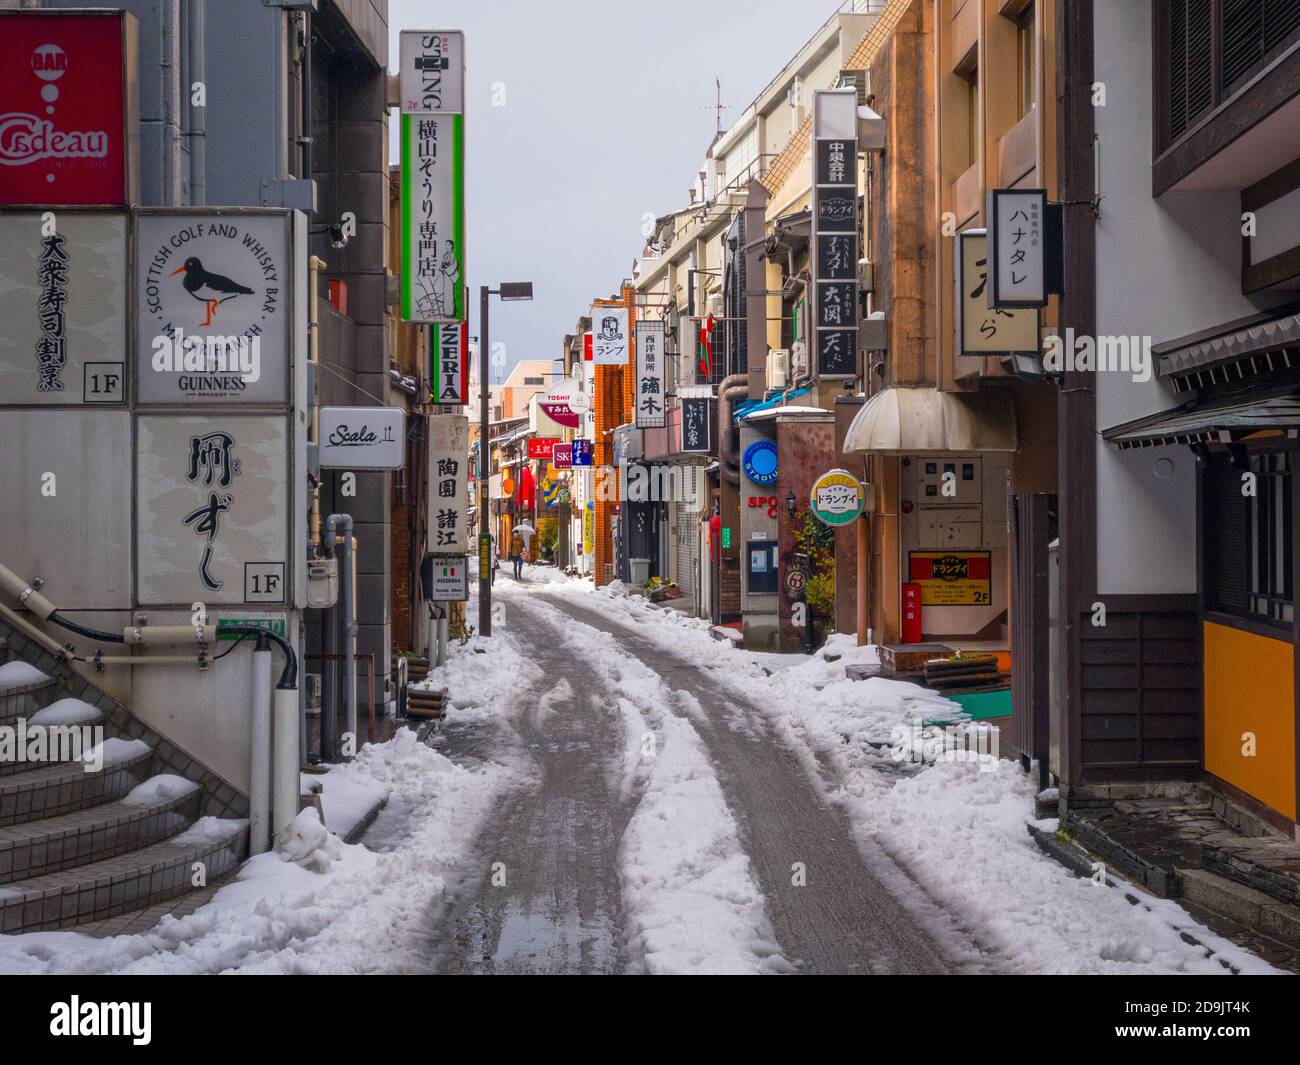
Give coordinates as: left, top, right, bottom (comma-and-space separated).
135, 209, 292, 406
0, 10, 134, 206
318, 406, 405, 470
428, 414, 469, 554
398, 30, 465, 115
591, 306, 629, 365
135, 414, 289, 606
810, 468, 865, 527
812, 90, 858, 379
571, 438, 593, 467
528, 437, 559, 460
400, 112, 464, 322
681, 395, 712, 454
0, 211, 126, 404
431, 320, 469, 405
538, 382, 585, 428
987, 188, 1047, 308
429, 556, 469, 601
582, 501, 594, 555
553, 442, 573, 469
956, 229, 1040, 357
634, 319, 667, 427
742, 440, 778, 485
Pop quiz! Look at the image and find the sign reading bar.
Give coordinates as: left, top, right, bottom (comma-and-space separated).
431, 320, 469, 404
428, 414, 469, 553
398, 31, 465, 115
956, 229, 1039, 357
0, 10, 133, 206
987, 188, 1047, 308
135, 209, 292, 406
318, 406, 405, 470
812, 90, 858, 379
634, 319, 666, 427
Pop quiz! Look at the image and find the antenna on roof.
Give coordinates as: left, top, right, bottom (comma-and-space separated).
702, 76, 729, 136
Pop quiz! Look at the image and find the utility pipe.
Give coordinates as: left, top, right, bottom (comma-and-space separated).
273, 685, 299, 841
325, 514, 356, 756
249, 634, 272, 854
309, 255, 327, 550
186, 0, 206, 205
715, 373, 749, 486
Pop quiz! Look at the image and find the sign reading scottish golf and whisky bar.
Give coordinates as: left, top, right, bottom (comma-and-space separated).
0, 212, 126, 404
135, 210, 292, 405
812, 89, 858, 379
400, 30, 465, 324
0, 10, 134, 206
136, 414, 290, 606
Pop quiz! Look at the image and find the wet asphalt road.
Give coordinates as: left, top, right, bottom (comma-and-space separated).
427, 581, 955, 975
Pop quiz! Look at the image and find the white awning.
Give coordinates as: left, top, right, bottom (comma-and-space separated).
843, 387, 1018, 454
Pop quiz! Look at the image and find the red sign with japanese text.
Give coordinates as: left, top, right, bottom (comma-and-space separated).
528, 437, 559, 460
0, 11, 129, 206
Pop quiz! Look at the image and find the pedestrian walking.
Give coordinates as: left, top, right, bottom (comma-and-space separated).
510, 529, 524, 579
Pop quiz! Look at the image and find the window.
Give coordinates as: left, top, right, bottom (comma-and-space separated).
964, 70, 979, 168
523, 376, 544, 385
1017, 5, 1037, 118
1204, 449, 1293, 625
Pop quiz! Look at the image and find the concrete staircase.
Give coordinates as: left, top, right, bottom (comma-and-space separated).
0, 627, 249, 935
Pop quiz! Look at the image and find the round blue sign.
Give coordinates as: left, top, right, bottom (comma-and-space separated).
742, 440, 779, 485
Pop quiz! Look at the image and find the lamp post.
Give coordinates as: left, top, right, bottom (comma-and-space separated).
478, 281, 533, 637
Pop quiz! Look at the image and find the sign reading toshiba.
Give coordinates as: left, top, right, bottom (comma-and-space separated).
0, 10, 135, 207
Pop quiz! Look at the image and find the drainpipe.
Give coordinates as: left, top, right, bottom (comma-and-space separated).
186, 0, 205, 205
309, 256, 327, 550
249, 632, 272, 853
325, 514, 356, 756
715, 373, 749, 486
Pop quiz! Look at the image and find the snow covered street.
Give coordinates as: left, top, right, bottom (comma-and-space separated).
0, 570, 1285, 976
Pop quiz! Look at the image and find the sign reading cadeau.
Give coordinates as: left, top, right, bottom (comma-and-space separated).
135, 209, 292, 406
0, 10, 134, 206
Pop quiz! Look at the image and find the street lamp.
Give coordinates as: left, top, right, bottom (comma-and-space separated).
479, 281, 533, 637
785, 490, 797, 518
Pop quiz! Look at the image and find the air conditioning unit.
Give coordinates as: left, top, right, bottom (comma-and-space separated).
767, 348, 790, 391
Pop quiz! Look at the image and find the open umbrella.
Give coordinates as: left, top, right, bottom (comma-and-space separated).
513, 521, 536, 541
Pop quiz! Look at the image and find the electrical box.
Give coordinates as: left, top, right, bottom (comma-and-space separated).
306, 557, 339, 609
766, 349, 790, 391
917, 457, 982, 506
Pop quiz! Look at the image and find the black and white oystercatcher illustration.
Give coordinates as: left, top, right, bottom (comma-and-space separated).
170, 256, 253, 327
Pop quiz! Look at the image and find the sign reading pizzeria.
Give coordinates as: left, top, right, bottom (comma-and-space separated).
907, 550, 992, 606
0, 10, 135, 206
135, 209, 292, 406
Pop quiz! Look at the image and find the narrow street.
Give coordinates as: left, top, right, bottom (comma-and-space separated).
427, 578, 956, 974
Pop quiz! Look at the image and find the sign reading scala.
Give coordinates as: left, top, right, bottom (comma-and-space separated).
318, 406, 405, 470
400, 30, 465, 324
0, 212, 126, 405
0, 10, 134, 206
135, 209, 292, 405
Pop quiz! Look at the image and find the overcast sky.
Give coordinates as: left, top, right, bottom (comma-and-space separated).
387, 0, 838, 382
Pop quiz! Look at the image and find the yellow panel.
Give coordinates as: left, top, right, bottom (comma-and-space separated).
1203, 621, 1296, 820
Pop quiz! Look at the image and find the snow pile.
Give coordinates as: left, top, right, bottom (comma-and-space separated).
0, 661, 49, 689
302, 763, 388, 840
121, 774, 199, 807
81, 737, 151, 767
411, 629, 543, 724
275, 808, 342, 873
169, 817, 246, 848
30, 697, 101, 726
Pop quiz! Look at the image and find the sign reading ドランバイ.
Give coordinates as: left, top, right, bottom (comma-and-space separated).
136, 414, 289, 606
810, 469, 865, 527
0, 10, 134, 206
908, 550, 992, 606
0, 212, 126, 404
135, 210, 292, 405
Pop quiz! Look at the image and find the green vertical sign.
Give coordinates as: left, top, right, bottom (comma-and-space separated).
400, 112, 465, 323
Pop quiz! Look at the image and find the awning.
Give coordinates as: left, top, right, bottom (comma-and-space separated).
1158, 311, 1300, 379
1101, 390, 1300, 449
842, 387, 1018, 454
732, 386, 812, 423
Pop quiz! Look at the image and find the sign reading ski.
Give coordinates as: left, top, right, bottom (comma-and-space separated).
135, 209, 292, 405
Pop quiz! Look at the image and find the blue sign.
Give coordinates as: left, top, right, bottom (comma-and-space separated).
742, 440, 779, 485
571, 439, 594, 467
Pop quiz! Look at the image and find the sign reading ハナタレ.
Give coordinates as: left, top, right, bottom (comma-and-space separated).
591, 306, 629, 365
135, 210, 291, 406
812, 90, 858, 379
0, 10, 133, 206
0, 212, 126, 405
634, 320, 667, 428
431, 320, 469, 405
428, 414, 469, 554
398, 31, 465, 115
987, 188, 1047, 308
318, 406, 405, 470
908, 550, 992, 606
135, 414, 289, 606
956, 230, 1039, 358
